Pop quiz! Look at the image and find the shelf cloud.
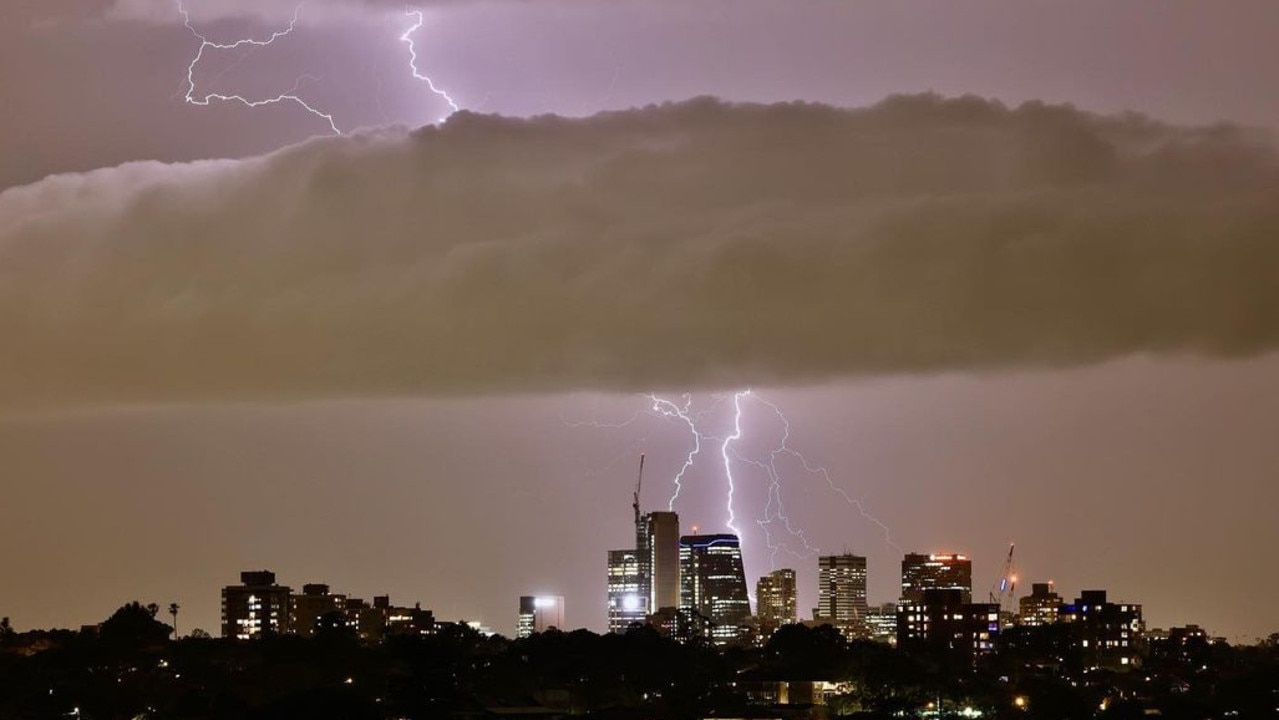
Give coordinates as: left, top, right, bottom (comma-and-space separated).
2, 95, 1277, 408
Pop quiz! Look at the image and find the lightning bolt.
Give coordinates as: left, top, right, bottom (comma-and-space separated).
558, 407, 649, 430
749, 393, 901, 553
648, 394, 704, 511
720, 390, 749, 539
401, 9, 461, 123
178, 2, 341, 135
567, 390, 897, 562
732, 448, 820, 567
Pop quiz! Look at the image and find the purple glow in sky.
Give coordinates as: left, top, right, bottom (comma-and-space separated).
1, 0, 1278, 641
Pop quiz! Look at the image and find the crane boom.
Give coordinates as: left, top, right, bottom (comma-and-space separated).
989, 542, 1017, 608
633, 453, 645, 526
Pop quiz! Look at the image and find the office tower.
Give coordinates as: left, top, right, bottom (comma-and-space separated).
221, 570, 292, 639
1059, 590, 1144, 670
289, 583, 346, 638
517, 595, 565, 638
756, 569, 798, 623
679, 534, 751, 644
607, 549, 649, 633
897, 588, 1000, 662
607, 457, 680, 633
901, 553, 973, 604
864, 602, 899, 645
817, 554, 868, 625
638, 510, 681, 611
1018, 582, 1062, 627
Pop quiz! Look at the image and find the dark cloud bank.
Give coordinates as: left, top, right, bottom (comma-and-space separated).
1, 95, 1277, 407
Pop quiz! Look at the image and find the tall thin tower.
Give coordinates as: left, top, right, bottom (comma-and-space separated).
609, 455, 680, 631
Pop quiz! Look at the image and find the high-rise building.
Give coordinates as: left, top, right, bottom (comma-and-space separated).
289, 583, 346, 638
756, 569, 798, 623
817, 554, 868, 626
606, 459, 680, 633
901, 553, 972, 604
517, 595, 565, 638
679, 534, 751, 644
1018, 582, 1062, 627
897, 588, 1000, 662
638, 511, 681, 611
607, 549, 649, 633
221, 570, 292, 639
1059, 590, 1144, 670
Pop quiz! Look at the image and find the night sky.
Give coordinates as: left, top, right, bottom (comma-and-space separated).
2, 0, 1278, 641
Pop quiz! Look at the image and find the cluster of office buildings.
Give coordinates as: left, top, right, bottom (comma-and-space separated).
218, 518, 1144, 672
605, 494, 753, 645
598, 502, 1146, 669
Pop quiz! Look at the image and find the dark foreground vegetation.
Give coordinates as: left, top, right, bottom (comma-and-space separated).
2, 605, 1277, 720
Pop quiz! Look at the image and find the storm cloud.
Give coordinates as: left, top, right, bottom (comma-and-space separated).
1, 94, 1277, 408
103, 0, 520, 24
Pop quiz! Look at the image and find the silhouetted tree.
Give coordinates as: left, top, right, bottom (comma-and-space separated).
168, 602, 180, 639
763, 622, 849, 678
100, 601, 172, 646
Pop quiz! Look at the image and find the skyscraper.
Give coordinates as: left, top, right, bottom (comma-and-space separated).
607, 456, 680, 633
517, 595, 564, 638
221, 570, 292, 639
679, 533, 751, 644
638, 510, 681, 611
901, 553, 972, 604
607, 549, 649, 633
817, 554, 868, 625
756, 568, 798, 623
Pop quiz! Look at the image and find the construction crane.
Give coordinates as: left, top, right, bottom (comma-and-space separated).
989, 542, 1017, 609
633, 453, 646, 527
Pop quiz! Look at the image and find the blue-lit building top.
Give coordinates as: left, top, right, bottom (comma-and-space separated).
679, 533, 751, 645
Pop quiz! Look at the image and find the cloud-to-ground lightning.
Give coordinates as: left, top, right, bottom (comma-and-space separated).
567, 390, 898, 563
748, 393, 901, 554
719, 390, 749, 539
648, 394, 704, 512
731, 448, 821, 566
178, 3, 341, 135
401, 10, 461, 123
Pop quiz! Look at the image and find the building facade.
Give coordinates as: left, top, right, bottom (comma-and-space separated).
638, 510, 681, 612
607, 549, 649, 633
817, 554, 868, 626
221, 570, 292, 639
517, 595, 565, 638
865, 602, 900, 645
679, 533, 751, 644
901, 553, 973, 604
1018, 582, 1062, 627
289, 583, 346, 638
756, 568, 798, 624
897, 588, 1000, 662
1059, 590, 1144, 670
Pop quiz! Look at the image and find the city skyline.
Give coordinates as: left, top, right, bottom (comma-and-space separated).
3, 0, 1279, 646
